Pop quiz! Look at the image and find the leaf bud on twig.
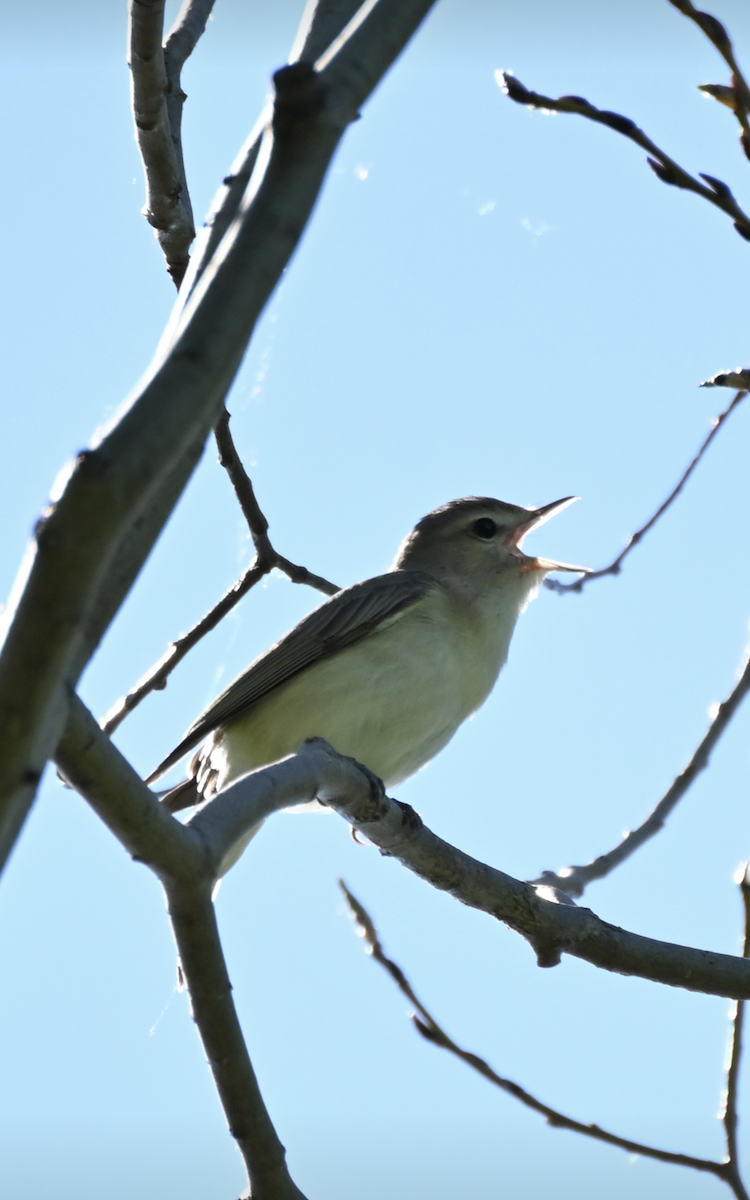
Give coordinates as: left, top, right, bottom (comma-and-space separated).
699, 173, 734, 199
496, 70, 530, 104
646, 157, 681, 186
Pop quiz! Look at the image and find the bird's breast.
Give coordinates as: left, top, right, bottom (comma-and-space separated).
212, 584, 524, 791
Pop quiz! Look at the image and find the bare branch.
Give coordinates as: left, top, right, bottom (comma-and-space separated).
0, 0, 439, 876
164, 0, 216, 69
340, 882, 735, 1185
721, 864, 750, 1200
534, 644, 750, 899
265, 743, 750, 999
167, 882, 309, 1200
55, 693, 309, 1199
129, 0, 197, 286
176, 0, 365, 309
546, 390, 746, 595
213, 409, 339, 594
100, 558, 269, 736
56, 690, 202, 881
497, 71, 750, 241
100, 412, 339, 736
669, 0, 750, 149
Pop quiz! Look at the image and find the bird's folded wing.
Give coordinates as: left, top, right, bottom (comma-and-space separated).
145, 569, 437, 784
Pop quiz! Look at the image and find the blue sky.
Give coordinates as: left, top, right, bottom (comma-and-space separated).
2, 2, 750, 1197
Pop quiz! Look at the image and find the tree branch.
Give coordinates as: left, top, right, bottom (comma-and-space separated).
213, 409, 339, 595
52, 697, 750, 1191
167, 881, 310, 1200
129, 0, 201, 286
669, 0, 750, 149
55, 692, 309, 1199
176, 0, 368, 310
497, 71, 750, 241
55, 702, 750, 1004
721, 864, 750, 1200
340, 881, 737, 1187
545, 390, 746, 595
534, 641, 750, 898
0, 0, 439, 878
101, 411, 339, 737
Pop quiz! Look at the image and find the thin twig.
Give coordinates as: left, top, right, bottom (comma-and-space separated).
213, 409, 339, 594
101, 559, 267, 735
669, 0, 750, 148
545, 390, 747, 595
722, 864, 750, 1200
534, 645, 750, 899
497, 71, 750, 241
129, 0, 207, 286
101, 411, 338, 736
339, 881, 735, 1186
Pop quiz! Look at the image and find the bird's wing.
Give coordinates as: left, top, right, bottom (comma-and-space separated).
146, 569, 436, 784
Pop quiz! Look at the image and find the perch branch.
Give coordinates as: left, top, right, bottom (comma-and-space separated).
53, 706, 750, 1004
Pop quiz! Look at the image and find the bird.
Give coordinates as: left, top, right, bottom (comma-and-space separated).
146, 496, 585, 868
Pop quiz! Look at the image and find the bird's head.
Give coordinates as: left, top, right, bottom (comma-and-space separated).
393, 496, 588, 585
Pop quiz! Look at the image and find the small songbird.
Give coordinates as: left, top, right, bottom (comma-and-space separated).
147, 496, 585, 867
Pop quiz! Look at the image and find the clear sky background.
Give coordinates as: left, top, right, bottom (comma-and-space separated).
2, 1, 750, 1197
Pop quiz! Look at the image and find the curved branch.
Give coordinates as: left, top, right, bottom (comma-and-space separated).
546, 390, 746, 596
669, 0, 750, 143
340, 882, 738, 1188
533, 643, 750, 898
497, 71, 750, 240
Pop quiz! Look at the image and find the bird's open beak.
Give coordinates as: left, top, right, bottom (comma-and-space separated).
505, 496, 590, 574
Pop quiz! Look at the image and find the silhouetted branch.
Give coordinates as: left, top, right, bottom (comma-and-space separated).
670, 0, 750, 150
497, 70, 750, 241
340, 881, 742, 1189
534, 642, 750, 898
101, 413, 338, 736
721, 864, 750, 1200
213, 409, 339, 594
545, 389, 746, 595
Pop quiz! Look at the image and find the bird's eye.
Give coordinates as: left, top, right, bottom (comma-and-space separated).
473, 517, 497, 539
